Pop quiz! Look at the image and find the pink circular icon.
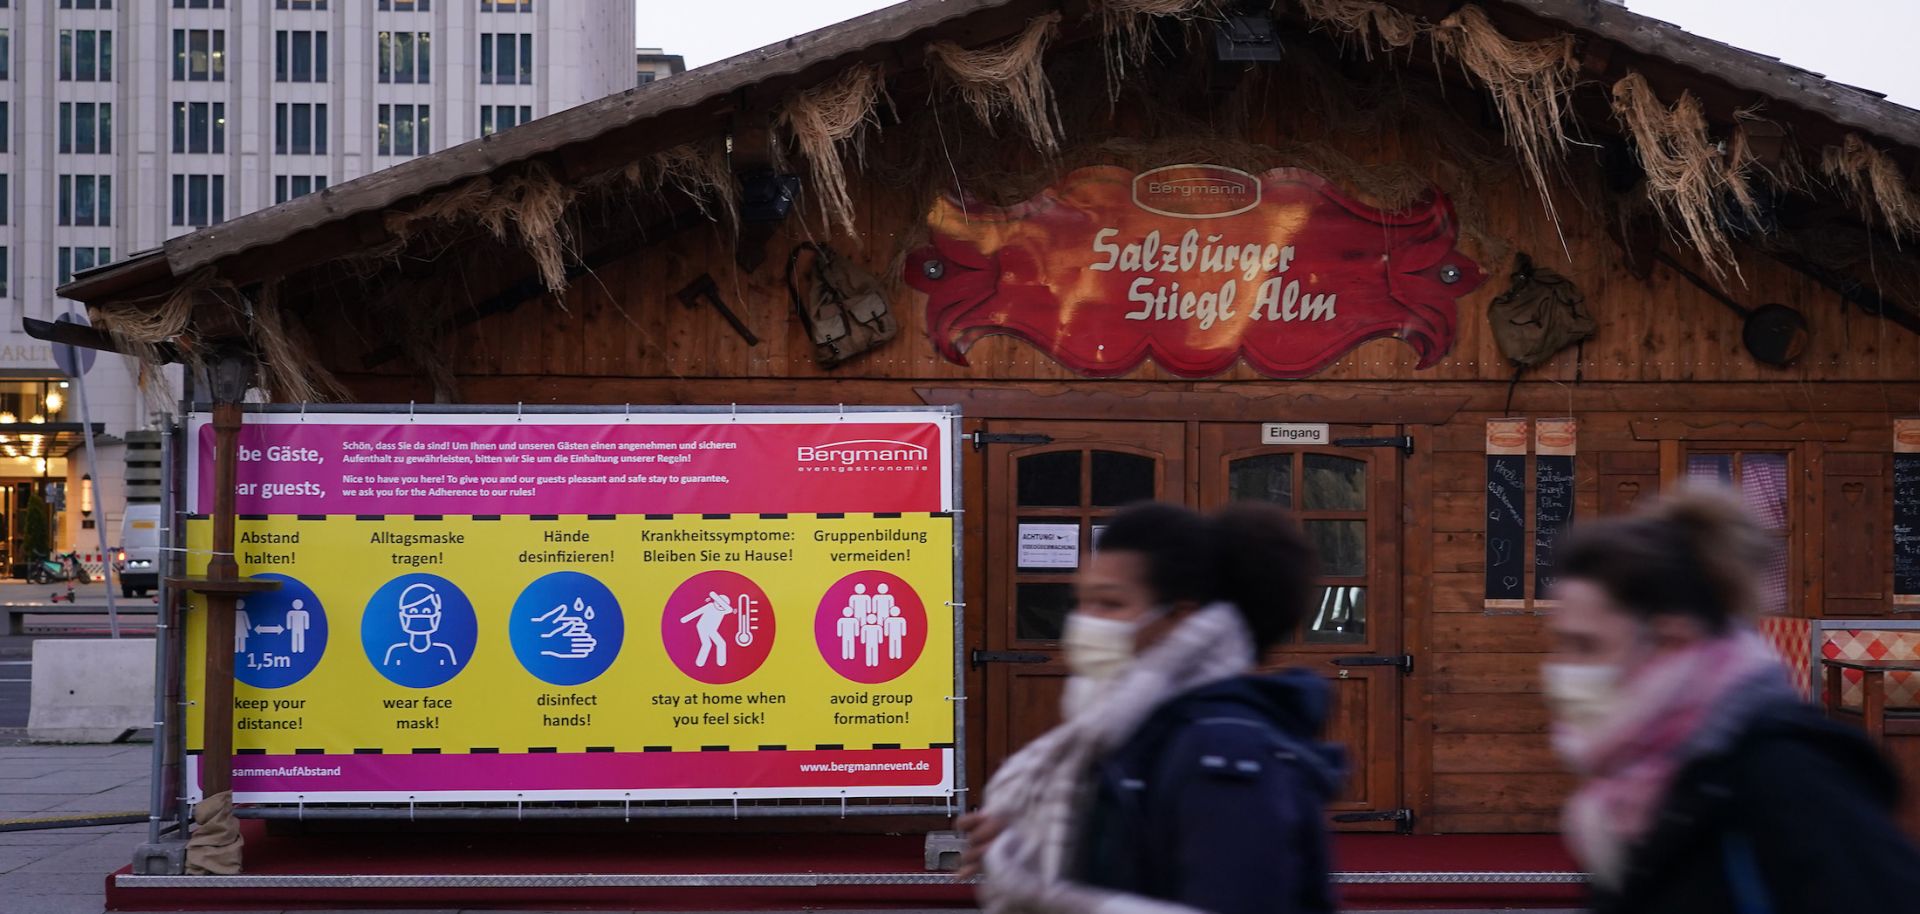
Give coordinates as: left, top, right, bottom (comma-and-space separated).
814, 571, 927, 684
661, 571, 775, 684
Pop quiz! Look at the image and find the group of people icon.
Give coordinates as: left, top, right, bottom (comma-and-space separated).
836, 583, 906, 668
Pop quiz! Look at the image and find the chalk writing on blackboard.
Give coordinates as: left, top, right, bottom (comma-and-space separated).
1535, 455, 1575, 600
1486, 453, 1527, 608
1895, 452, 1920, 601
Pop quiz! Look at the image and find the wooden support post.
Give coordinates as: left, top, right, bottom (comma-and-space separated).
198, 400, 243, 799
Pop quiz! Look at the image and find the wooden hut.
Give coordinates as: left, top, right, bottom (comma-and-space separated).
60, 0, 1920, 838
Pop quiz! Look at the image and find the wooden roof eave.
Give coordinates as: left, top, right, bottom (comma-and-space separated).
1482, 0, 1920, 151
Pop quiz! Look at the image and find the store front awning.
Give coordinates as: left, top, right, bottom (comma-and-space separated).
0, 422, 107, 460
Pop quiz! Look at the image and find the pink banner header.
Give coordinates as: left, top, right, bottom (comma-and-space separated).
194, 417, 948, 516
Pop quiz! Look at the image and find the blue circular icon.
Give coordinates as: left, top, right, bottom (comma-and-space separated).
233, 574, 325, 689
360, 573, 477, 689
509, 571, 623, 686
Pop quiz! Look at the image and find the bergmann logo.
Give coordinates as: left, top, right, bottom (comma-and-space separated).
1132, 164, 1262, 219
796, 439, 932, 473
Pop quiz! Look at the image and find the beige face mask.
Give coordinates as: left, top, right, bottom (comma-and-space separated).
1059, 610, 1161, 718
1540, 661, 1624, 764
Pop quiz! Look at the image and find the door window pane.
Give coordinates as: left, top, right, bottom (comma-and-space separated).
1016, 451, 1080, 508
1306, 520, 1366, 577
1016, 582, 1075, 641
1090, 451, 1154, 507
1304, 586, 1366, 644
1228, 454, 1293, 508
1302, 454, 1366, 511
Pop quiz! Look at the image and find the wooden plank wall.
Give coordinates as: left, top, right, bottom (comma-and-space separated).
1418, 410, 1898, 832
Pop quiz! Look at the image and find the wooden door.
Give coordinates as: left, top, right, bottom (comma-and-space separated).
1198, 423, 1407, 830
979, 420, 1187, 774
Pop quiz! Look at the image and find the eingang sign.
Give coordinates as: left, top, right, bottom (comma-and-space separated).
905, 164, 1487, 378
181, 408, 961, 808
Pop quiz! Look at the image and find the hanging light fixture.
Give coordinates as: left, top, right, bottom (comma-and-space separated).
44, 391, 62, 413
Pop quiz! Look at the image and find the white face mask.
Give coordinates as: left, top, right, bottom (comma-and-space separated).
1540, 661, 1623, 764
1062, 612, 1144, 682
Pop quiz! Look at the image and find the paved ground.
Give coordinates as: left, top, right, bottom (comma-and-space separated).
0, 742, 151, 914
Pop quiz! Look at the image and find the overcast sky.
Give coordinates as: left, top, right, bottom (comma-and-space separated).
638, 0, 1920, 109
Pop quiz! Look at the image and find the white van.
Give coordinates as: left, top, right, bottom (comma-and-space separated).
116, 504, 161, 598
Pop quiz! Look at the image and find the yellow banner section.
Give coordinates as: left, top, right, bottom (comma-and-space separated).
184, 514, 956, 754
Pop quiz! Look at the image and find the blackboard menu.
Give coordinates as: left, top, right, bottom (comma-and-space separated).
1897, 419, 1920, 605
1534, 419, 1577, 603
1485, 419, 1528, 611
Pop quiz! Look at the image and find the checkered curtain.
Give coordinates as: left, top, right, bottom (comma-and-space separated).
1686, 454, 1790, 614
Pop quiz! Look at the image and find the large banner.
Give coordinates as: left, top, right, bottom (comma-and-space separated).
181, 409, 959, 806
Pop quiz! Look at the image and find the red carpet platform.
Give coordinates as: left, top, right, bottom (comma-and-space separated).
106, 823, 1583, 910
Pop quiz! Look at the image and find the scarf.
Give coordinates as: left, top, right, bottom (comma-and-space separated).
978, 604, 1256, 914
1558, 629, 1796, 890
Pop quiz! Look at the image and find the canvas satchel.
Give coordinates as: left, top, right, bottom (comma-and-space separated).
786, 242, 899, 367
1488, 253, 1596, 367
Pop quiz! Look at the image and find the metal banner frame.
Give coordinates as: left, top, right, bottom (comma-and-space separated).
158, 403, 968, 820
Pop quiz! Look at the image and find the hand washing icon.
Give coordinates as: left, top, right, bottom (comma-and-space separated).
534, 597, 598, 660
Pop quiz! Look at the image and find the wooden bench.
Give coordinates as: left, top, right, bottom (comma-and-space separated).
4, 604, 160, 635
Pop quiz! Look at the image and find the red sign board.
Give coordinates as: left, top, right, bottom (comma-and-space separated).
903, 164, 1486, 378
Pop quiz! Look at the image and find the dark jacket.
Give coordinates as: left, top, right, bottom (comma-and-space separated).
1594, 699, 1920, 914
1073, 670, 1345, 914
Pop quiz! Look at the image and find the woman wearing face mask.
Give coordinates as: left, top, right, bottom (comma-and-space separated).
958, 501, 1343, 914
1546, 490, 1920, 913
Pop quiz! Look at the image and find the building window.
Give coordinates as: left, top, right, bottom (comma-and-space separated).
0, 103, 11, 154
57, 175, 110, 227
1686, 451, 1794, 614
377, 104, 430, 156
480, 33, 532, 85
275, 103, 328, 155
275, 175, 327, 204
275, 30, 328, 83
171, 0, 220, 7
377, 31, 430, 84
61, 0, 112, 8
480, 0, 533, 11
56, 247, 110, 285
0, 249, 9, 298
171, 101, 225, 154
378, 0, 430, 10
170, 175, 226, 228
480, 104, 531, 136
0, 30, 14, 81
0, 176, 9, 225
58, 102, 112, 155
59, 30, 113, 82
276, 0, 325, 8
173, 29, 227, 82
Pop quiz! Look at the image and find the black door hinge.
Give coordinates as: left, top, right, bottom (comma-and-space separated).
1331, 654, 1414, 674
970, 649, 1051, 669
1332, 435, 1414, 456
971, 431, 1055, 451
1331, 808, 1415, 833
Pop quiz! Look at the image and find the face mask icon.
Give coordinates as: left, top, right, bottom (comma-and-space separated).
385, 582, 459, 668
